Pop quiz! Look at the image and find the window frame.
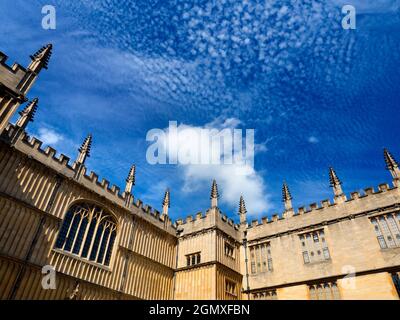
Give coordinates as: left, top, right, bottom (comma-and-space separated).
53, 201, 118, 269
299, 229, 331, 264
370, 212, 400, 249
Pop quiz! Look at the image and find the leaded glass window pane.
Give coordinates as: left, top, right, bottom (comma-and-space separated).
55, 203, 117, 267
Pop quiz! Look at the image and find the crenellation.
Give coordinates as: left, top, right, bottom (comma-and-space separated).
0, 52, 27, 73
144, 204, 152, 214
261, 216, 268, 224
57, 154, 70, 166
30, 136, 43, 150
195, 212, 203, 220
350, 191, 361, 200
43, 146, 56, 158
297, 206, 305, 215
309, 202, 318, 210
86, 171, 99, 183
110, 185, 120, 195
99, 178, 110, 190
186, 215, 193, 223
321, 199, 331, 208
0, 51, 29, 94
135, 199, 143, 209
153, 209, 161, 218
364, 187, 374, 195
378, 183, 389, 192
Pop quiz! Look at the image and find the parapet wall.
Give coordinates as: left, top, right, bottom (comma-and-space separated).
175, 207, 241, 241
9, 130, 176, 235
246, 183, 400, 242
0, 52, 29, 100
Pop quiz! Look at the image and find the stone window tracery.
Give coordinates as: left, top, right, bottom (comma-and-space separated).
55, 202, 117, 266
249, 242, 273, 274
371, 213, 400, 249
299, 230, 330, 264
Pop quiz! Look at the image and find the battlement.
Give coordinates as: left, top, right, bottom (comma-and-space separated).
246, 182, 400, 241
176, 207, 240, 240
9, 131, 176, 234
0, 51, 29, 100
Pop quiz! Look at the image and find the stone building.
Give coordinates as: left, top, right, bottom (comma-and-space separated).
0, 45, 399, 300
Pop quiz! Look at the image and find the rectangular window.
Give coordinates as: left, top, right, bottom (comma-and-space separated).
260, 244, 266, 272
224, 242, 235, 259
186, 252, 201, 267
249, 242, 273, 274
308, 282, 340, 300
323, 248, 330, 259
267, 258, 273, 271
250, 247, 256, 274
303, 251, 310, 264
300, 229, 330, 264
370, 213, 400, 249
225, 280, 237, 300
255, 244, 261, 272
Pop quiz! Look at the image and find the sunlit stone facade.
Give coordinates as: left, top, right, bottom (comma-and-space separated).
0, 46, 399, 300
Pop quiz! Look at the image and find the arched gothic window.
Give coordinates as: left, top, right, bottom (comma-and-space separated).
55, 203, 117, 266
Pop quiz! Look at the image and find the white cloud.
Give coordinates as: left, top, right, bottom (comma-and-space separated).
308, 136, 319, 144
183, 163, 270, 217
34, 126, 78, 158
37, 127, 64, 145
150, 118, 271, 217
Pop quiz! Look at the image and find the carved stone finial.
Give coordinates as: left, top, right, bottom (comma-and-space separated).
15, 98, 38, 129
384, 148, 400, 182
162, 188, 170, 215
29, 44, 53, 72
238, 195, 247, 224
76, 134, 92, 165
210, 179, 219, 208
329, 167, 344, 197
282, 182, 293, 211
125, 164, 136, 194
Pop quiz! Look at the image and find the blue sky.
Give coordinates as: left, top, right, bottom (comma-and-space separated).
1, 0, 399, 221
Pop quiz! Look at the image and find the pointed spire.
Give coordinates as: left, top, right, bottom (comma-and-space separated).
384, 148, 400, 180
125, 165, 136, 194
239, 195, 247, 215
282, 182, 293, 211
29, 44, 53, 72
329, 167, 343, 197
76, 134, 92, 165
162, 188, 170, 215
15, 98, 38, 129
384, 148, 398, 170
210, 179, 219, 208
238, 195, 247, 224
